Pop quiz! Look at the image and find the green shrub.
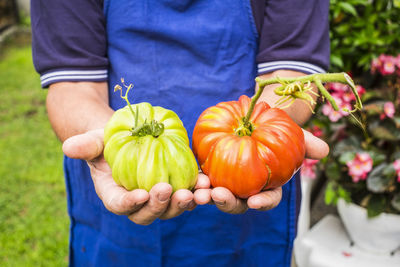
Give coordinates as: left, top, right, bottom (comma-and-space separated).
330, 0, 400, 73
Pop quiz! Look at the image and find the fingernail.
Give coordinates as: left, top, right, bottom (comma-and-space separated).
157, 192, 170, 202
178, 200, 192, 209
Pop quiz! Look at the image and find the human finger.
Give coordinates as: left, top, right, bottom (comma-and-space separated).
195, 172, 211, 189
127, 183, 172, 225
194, 188, 212, 205
247, 187, 282, 211
193, 172, 212, 205
62, 129, 104, 160
303, 129, 329, 159
159, 189, 195, 219
91, 170, 150, 215
211, 187, 248, 214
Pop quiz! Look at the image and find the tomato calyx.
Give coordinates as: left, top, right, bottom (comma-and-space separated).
234, 118, 253, 137
131, 120, 164, 138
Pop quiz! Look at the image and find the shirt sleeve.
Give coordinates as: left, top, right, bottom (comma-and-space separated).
257, 0, 330, 75
31, 0, 108, 88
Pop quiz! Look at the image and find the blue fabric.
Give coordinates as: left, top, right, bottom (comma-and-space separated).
64, 0, 300, 266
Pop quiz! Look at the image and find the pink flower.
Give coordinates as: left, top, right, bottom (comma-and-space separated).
380, 101, 395, 120
394, 159, 400, 171
384, 101, 395, 118
309, 125, 323, 138
331, 92, 345, 102
379, 55, 396, 75
321, 95, 352, 122
371, 58, 381, 74
382, 61, 395, 75
346, 152, 373, 182
339, 102, 352, 116
329, 84, 365, 103
342, 91, 355, 103
329, 82, 348, 92
301, 159, 319, 179
322, 103, 343, 122
393, 159, 400, 182
323, 82, 364, 123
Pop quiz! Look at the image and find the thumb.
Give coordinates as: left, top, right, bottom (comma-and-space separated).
303, 129, 329, 160
62, 129, 104, 160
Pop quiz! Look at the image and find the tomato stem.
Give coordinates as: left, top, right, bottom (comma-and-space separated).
257, 72, 362, 111
114, 78, 136, 120
243, 73, 363, 126
114, 78, 165, 138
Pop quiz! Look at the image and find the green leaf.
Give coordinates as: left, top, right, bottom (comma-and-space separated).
338, 152, 355, 165
368, 150, 386, 166
366, 194, 386, 218
373, 39, 385, 46
357, 54, 374, 69
393, 117, 400, 128
332, 137, 361, 157
366, 164, 393, 193
335, 24, 350, 35
338, 186, 351, 203
325, 182, 337, 205
391, 193, 400, 212
368, 119, 400, 141
391, 151, 400, 162
339, 2, 358, 16
330, 54, 344, 68
363, 101, 386, 115
325, 161, 341, 181
361, 91, 383, 103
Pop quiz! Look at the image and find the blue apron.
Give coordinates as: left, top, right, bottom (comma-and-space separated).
64, 1, 301, 266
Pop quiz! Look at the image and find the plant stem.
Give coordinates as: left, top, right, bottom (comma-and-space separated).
243, 83, 264, 125
115, 79, 165, 138
121, 84, 136, 120
314, 79, 339, 110
245, 73, 363, 126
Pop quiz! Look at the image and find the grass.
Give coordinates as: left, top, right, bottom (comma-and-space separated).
0, 33, 69, 266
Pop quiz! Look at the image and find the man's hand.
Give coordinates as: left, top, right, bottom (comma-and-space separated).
62, 129, 200, 225
194, 129, 329, 214
62, 127, 328, 219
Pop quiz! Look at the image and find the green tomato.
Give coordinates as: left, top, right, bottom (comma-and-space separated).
104, 102, 198, 192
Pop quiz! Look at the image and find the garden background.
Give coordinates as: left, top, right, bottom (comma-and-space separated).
0, 0, 399, 266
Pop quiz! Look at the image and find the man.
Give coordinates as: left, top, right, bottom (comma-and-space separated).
31, 0, 330, 266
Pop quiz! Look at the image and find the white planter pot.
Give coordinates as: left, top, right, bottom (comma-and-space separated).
337, 198, 400, 254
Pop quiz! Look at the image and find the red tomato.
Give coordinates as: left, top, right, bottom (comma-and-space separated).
192, 95, 305, 198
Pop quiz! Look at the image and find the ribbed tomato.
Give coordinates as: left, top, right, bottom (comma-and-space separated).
192, 95, 305, 198
104, 102, 198, 192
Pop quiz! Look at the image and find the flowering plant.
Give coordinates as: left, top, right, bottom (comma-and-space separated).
304, 54, 400, 217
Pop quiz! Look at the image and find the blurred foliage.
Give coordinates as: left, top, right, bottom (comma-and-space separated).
308, 55, 400, 217
330, 0, 400, 73
0, 37, 69, 266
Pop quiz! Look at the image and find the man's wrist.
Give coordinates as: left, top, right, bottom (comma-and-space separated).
47, 81, 113, 141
